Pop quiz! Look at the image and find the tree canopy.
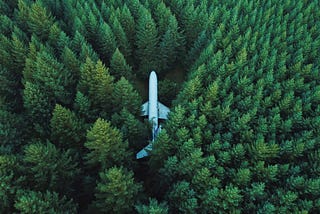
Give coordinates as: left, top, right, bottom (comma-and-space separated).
0, 0, 320, 213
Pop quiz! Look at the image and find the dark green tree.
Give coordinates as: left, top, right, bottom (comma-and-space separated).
50, 104, 86, 150
167, 181, 198, 213
78, 58, 114, 117
110, 48, 133, 80
110, 16, 132, 64
135, 198, 169, 214
23, 141, 80, 193
135, 6, 159, 78
94, 166, 142, 213
96, 22, 117, 63
27, 1, 54, 41
14, 190, 77, 214
112, 77, 142, 115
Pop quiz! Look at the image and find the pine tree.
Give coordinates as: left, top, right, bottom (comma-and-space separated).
96, 22, 117, 63
23, 141, 80, 193
158, 79, 181, 106
32, 50, 74, 105
112, 77, 142, 115
135, 198, 169, 214
168, 181, 198, 213
27, 1, 54, 41
60, 47, 81, 88
14, 190, 77, 213
111, 108, 148, 151
78, 58, 114, 116
0, 109, 26, 151
119, 4, 135, 52
94, 166, 142, 213
50, 104, 86, 150
135, 6, 159, 78
159, 15, 182, 72
110, 48, 133, 80
85, 118, 131, 169
0, 150, 24, 209
23, 81, 52, 135
110, 16, 132, 64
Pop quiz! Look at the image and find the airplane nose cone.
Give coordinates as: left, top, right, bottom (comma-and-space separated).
150, 70, 157, 77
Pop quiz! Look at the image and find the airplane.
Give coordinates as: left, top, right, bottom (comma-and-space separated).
136, 71, 170, 159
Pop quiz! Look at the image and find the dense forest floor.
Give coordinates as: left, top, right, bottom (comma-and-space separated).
0, 0, 320, 213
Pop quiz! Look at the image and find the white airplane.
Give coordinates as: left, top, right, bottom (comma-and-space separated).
136, 71, 170, 159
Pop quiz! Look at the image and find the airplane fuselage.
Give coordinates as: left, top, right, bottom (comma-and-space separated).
148, 71, 158, 141
137, 71, 170, 159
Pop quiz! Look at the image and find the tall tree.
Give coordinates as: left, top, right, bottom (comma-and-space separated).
14, 190, 77, 214
23, 141, 80, 193
94, 166, 142, 213
27, 1, 54, 41
135, 6, 159, 78
78, 58, 114, 117
112, 77, 142, 115
110, 48, 133, 81
50, 104, 86, 150
84, 118, 131, 169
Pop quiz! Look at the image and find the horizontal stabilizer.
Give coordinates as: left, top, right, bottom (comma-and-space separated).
136, 143, 153, 159
158, 102, 170, 119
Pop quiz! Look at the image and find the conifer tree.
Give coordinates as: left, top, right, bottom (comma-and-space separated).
0, 109, 26, 151
168, 181, 198, 213
27, 1, 54, 41
135, 198, 169, 214
110, 48, 133, 80
14, 190, 77, 214
159, 15, 182, 72
96, 22, 117, 63
78, 58, 114, 117
94, 166, 142, 213
23, 81, 52, 135
23, 141, 80, 193
85, 118, 131, 169
112, 77, 142, 115
110, 16, 132, 64
119, 4, 135, 52
135, 6, 159, 78
50, 104, 86, 150
60, 47, 81, 87
111, 108, 148, 150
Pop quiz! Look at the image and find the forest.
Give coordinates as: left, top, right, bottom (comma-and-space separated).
0, 0, 320, 213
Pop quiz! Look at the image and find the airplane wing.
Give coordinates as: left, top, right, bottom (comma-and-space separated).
141, 102, 149, 116
158, 102, 170, 119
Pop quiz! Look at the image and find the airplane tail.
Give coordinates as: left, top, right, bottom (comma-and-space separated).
136, 143, 153, 159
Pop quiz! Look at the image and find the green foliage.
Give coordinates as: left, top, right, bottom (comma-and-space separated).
111, 108, 148, 150
1, 0, 320, 212
23, 81, 52, 134
85, 118, 131, 169
78, 58, 114, 117
96, 22, 116, 63
112, 77, 142, 115
94, 166, 142, 213
14, 190, 77, 214
135, 6, 159, 78
110, 48, 133, 80
27, 1, 54, 40
135, 198, 169, 214
23, 141, 79, 192
0, 109, 26, 150
168, 181, 198, 213
50, 104, 86, 149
